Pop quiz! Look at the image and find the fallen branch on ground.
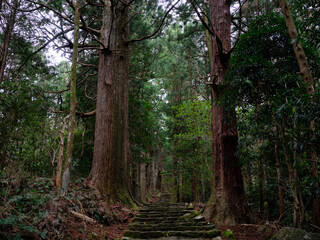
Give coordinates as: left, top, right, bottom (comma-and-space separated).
70, 210, 97, 224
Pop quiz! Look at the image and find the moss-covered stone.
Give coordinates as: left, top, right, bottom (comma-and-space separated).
123, 230, 140, 238
139, 231, 165, 238
271, 227, 320, 240
126, 200, 221, 240
178, 211, 201, 220
205, 229, 222, 238
118, 193, 139, 210
222, 229, 236, 240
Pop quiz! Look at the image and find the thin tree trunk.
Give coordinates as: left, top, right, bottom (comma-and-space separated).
61, 0, 81, 196
172, 153, 179, 202
201, 174, 205, 202
279, 120, 298, 227
56, 116, 67, 189
293, 120, 300, 228
274, 125, 285, 218
178, 157, 183, 202
140, 162, 147, 202
299, 191, 305, 228
0, 0, 18, 84
278, 0, 319, 227
151, 155, 156, 192
192, 168, 198, 202
258, 139, 264, 215
156, 146, 163, 191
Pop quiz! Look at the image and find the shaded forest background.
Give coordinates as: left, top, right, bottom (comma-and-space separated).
0, 0, 319, 239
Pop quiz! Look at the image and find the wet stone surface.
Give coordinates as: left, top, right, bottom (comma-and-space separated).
122, 196, 221, 240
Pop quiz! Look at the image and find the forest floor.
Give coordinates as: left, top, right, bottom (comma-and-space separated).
0, 176, 277, 239
0, 177, 136, 239
218, 224, 277, 240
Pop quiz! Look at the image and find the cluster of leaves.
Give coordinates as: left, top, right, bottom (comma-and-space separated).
0, 178, 54, 239
173, 100, 211, 143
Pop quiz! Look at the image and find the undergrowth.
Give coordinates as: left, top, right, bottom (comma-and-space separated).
0, 177, 136, 239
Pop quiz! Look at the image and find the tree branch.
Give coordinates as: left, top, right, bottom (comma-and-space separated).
5, 0, 42, 12
127, 0, 180, 43
18, 28, 74, 71
228, 0, 245, 54
27, 0, 74, 24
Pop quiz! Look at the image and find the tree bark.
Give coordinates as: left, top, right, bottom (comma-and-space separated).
61, 0, 81, 196
203, 0, 247, 225
178, 157, 183, 202
279, 120, 300, 227
258, 139, 264, 215
87, 0, 133, 205
274, 126, 285, 218
56, 116, 67, 189
0, 0, 18, 84
139, 162, 147, 202
278, 0, 319, 227
156, 146, 163, 191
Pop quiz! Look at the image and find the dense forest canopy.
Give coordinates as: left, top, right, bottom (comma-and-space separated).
0, 0, 319, 239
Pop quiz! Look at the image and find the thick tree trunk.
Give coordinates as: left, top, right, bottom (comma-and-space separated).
61, 0, 81, 195
278, 0, 319, 227
87, 0, 133, 205
203, 0, 247, 225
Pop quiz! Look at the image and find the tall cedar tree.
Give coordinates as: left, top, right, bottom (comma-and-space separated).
202, 0, 248, 224
87, 0, 132, 203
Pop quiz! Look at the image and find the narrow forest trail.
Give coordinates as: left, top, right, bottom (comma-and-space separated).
122, 195, 221, 239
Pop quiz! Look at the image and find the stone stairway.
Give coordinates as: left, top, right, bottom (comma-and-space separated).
122, 198, 221, 239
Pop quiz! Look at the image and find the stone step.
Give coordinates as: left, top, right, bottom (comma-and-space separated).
129, 221, 211, 228
138, 210, 193, 216
131, 218, 207, 225
133, 216, 180, 222
123, 229, 221, 239
122, 237, 219, 240
122, 198, 220, 240
144, 203, 185, 207
129, 224, 216, 232
140, 208, 193, 213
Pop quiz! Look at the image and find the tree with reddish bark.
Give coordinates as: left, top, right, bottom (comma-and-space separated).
87, 0, 177, 204
86, 0, 132, 203
191, 0, 248, 224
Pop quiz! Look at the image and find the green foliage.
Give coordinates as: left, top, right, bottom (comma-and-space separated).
173, 100, 211, 143
0, 178, 55, 239
227, 9, 320, 226
0, 217, 45, 239
227, 12, 299, 107
292, 0, 320, 50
